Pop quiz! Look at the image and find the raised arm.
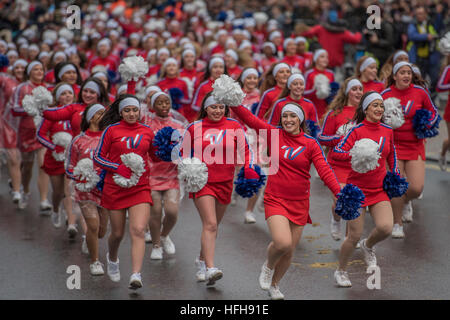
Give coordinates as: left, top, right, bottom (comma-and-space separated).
317, 110, 341, 147
232, 105, 276, 132
43, 103, 77, 122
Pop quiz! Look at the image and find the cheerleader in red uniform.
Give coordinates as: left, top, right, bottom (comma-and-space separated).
88, 39, 118, 73
190, 57, 227, 122
304, 49, 335, 121
156, 58, 191, 110
437, 59, 450, 171
180, 49, 202, 101
332, 92, 399, 287
280, 38, 305, 73
52, 62, 82, 97
44, 52, 67, 84
43, 78, 109, 137
0, 59, 26, 203
92, 71, 116, 103
10, 61, 52, 212
355, 56, 385, 93
382, 62, 439, 236
94, 94, 160, 290
66, 103, 109, 275
255, 62, 291, 120
181, 92, 255, 286
318, 77, 363, 241
259, 42, 278, 73
231, 102, 342, 300
224, 49, 242, 80
295, 37, 313, 69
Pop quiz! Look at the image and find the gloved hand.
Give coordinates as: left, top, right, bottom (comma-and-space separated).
116, 164, 132, 179
244, 166, 260, 180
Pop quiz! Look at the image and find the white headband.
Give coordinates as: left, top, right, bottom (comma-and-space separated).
362, 92, 383, 111
283, 38, 295, 49
412, 66, 421, 76
393, 51, 408, 63
13, 59, 28, 68
359, 57, 377, 73
86, 104, 105, 122
57, 64, 77, 79
272, 63, 290, 77
83, 81, 100, 95
393, 61, 412, 75
7, 50, 18, 57
119, 97, 140, 113
38, 51, 49, 59
204, 95, 222, 108
263, 42, 276, 54
209, 57, 225, 70
26, 61, 42, 75
281, 103, 304, 123
28, 44, 39, 51
345, 79, 363, 95
163, 57, 178, 69
145, 85, 161, 96
97, 38, 111, 49
157, 48, 170, 57
295, 36, 306, 44
53, 52, 67, 62
147, 49, 157, 60
226, 49, 238, 62
92, 71, 107, 79
55, 84, 74, 100
151, 92, 170, 107
287, 73, 305, 89
269, 31, 281, 42
117, 84, 128, 95
313, 49, 327, 62
239, 40, 251, 50
241, 68, 258, 81
182, 49, 196, 58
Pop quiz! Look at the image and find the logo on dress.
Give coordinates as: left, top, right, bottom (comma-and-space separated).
402, 100, 414, 115
378, 136, 386, 152
205, 130, 226, 145
121, 134, 143, 149
281, 145, 305, 160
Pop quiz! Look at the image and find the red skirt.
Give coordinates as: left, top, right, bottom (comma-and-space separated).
189, 180, 233, 205
395, 140, 425, 161
101, 181, 153, 210
360, 187, 390, 207
443, 100, 450, 122
0, 118, 17, 149
264, 193, 312, 226
41, 149, 65, 176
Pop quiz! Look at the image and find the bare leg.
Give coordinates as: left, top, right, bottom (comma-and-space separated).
128, 203, 151, 273
338, 209, 366, 271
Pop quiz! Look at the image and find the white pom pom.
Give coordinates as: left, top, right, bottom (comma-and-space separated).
178, 157, 208, 192
52, 151, 66, 162
382, 97, 404, 129
146, 74, 159, 86
349, 138, 381, 173
336, 121, 356, 136
314, 74, 330, 99
212, 74, 246, 106
118, 56, 149, 82
33, 115, 43, 128
31, 86, 53, 111
73, 158, 100, 192
52, 131, 73, 148
439, 32, 450, 55
22, 94, 39, 117
253, 12, 269, 25
113, 153, 145, 188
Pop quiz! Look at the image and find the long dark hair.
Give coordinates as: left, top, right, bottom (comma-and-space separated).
54, 61, 82, 85
277, 102, 308, 134
78, 77, 109, 106
99, 94, 137, 130
352, 91, 384, 124
80, 103, 103, 132
197, 92, 230, 120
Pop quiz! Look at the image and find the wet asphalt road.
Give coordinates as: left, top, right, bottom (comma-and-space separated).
0, 163, 449, 300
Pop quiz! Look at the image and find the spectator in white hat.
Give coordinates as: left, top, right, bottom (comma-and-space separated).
224, 49, 242, 80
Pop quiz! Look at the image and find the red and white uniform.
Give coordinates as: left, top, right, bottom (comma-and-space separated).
332, 119, 399, 206
180, 67, 202, 100
88, 55, 118, 72
47, 83, 81, 98
94, 120, 159, 210
318, 106, 357, 183
156, 77, 191, 105
183, 116, 253, 205
10, 81, 46, 153
304, 67, 335, 121
36, 117, 72, 175
281, 55, 305, 73
361, 80, 385, 93
230, 88, 260, 128
232, 105, 341, 225
255, 85, 283, 120
188, 78, 214, 122
381, 84, 439, 160
299, 52, 313, 69
44, 70, 55, 84
227, 65, 243, 80
436, 65, 450, 122
66, 130, 103, 205
0, 74, 20, 149
259, 56, 278, 73
43, 103, 87, 137
267, 96, 318, 126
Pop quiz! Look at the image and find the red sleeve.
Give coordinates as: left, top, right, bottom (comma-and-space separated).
268, 100, 282, 126
191, 85, 206, 111
232, 105, 275, 132
317, 111, 341, 147
43, 103, 75, 122
419, 87, 439, 127
342, 30, 362, 44
387, 130, 400, 175
436, 66, 450, 92
147, 129, 161, 163
65, 136, 80, 180
232, 120, 254, 168
310, 139, 341, 196
36, 118, 56, 150
93, 126, 120, 172
331, 127, 357, 161
256, 90, 271, 119
301, 25, 322, 38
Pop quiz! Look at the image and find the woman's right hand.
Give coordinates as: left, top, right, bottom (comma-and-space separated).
116, 164, 132, 179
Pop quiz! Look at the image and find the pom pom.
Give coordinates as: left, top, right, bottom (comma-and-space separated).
314, 74, 330, 99
168, 87, 184, 110
413, 109, 441, 139
234, 165, 266, 198
336, 121, 356, 136
335, 184, 365, 220
52, 131, 73, 148
325, 81, 340, 104
118, 55, 149, 82
178, 157, 208, 192
96, 169, 107, 192
153, 126, 181, 162
0, 54, 9, 68
349, 138, 381, 173
306, 120, 320, 139
31, 86, 53, 110
52, 151, 65, 162
73, 158, 101, 192
439, 32, 450, 55
382, 97, 404, 129
32, 115, 43, 128
113, 153, 145, 188
212, 74, 246, 106
383, 171, 409, 199
22, 94, 40, 117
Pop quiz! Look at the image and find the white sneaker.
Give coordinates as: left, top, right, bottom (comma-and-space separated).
12, 191, 21, 204
402, 201, 413, 223
269, 285, 285, 300
359, 239, 377, 267
392, 223, 405, 239
81, 236, 89, 254
18, 192, 30, 210
51, 210, 62, 228
438, 153, 447, 171
334, 270, 352, 287
128, 273, 143, 290
206, 267, 223, 286
40, 199, 53, 213
106, 253, 121, 282
330, 216, 342, 241
90, 261, 105, 276
195, 257, 206, 282
244, 211, 256, 224
150, 246, 163, 260
417, 191, 423, 200
230, 192, 238, 206
161, 236, 176, 255
144, 231, 152, 243
355, 242, 360, 249
67, 224, 78, 239
259, 261, 274, 290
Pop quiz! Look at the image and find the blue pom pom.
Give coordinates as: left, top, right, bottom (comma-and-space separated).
413, 109, 441, 139
168, 87, 184, 110
216, 11, 228, 22
306, 120, 320, 139
325, 81, 340, 104
153, 126, 181, 162
383, 171, 408, 199
234, 165, 266, 198
96, 169, 107, 192
335, 184, 365, 220
0, 54, 9, 68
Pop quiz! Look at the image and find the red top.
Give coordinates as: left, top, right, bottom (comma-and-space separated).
362, 80, 385, 93
255, 85, 283, 120
299, 52, 313, 69
36, 117, 72, 151
43, 103, 87, 137
88, 55, 118, 72
232, 105, 341, 200
436, 65, 450, 110
227, 65, 243, 80
267, 95, 318, 126
318, 106, 357, 147
211, 44, 226, 55
156, 77, 191, 105
260, 56, 278, 73
44, 70, 55, 84
180, 68, 202, 99
281, 55, 305, 73
191, 79, 213, 111
304, 67, 335, 120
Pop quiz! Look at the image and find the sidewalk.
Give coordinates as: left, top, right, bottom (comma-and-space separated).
425, 94, 448, 162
